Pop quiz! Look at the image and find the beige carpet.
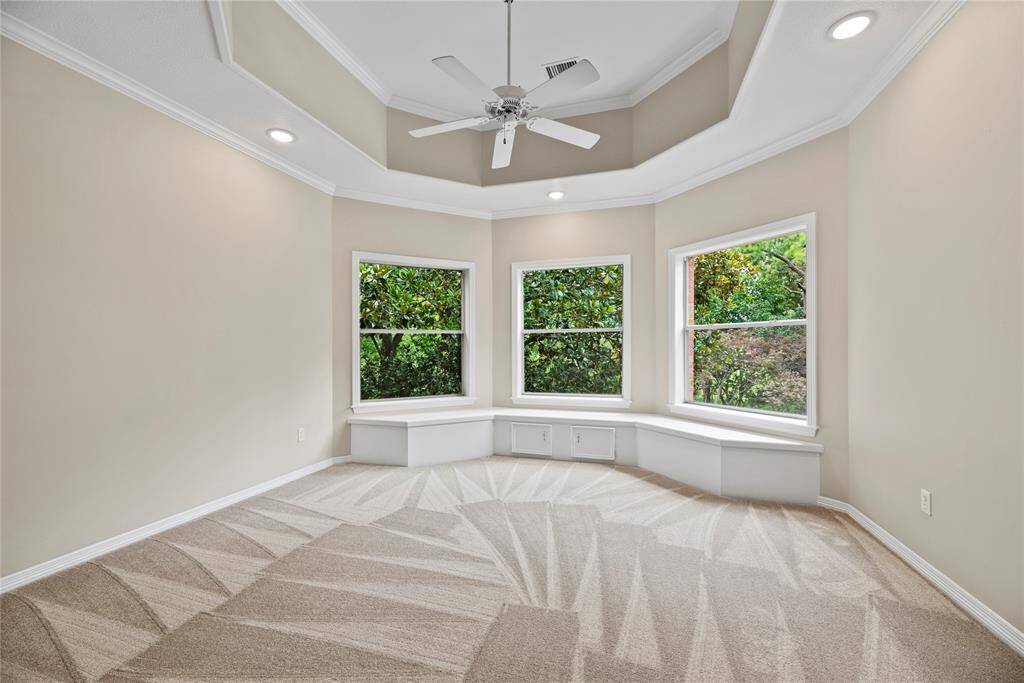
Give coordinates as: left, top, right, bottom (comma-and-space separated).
2, 457, 1022, 681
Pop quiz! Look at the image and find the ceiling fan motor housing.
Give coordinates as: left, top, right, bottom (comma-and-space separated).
488, 85, 530, 120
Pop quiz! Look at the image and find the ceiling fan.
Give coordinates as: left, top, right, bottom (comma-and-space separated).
408, 0, 601, 169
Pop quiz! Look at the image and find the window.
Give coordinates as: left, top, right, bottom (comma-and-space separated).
512, 256, 631, 408
668, 214, 817, 436
352, 252, 475, 413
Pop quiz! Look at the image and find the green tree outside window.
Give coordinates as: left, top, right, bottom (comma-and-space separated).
358, 262, 464, 400
521, 264, 624, 395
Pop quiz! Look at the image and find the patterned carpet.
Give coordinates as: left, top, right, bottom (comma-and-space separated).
2, 456, 1022, 681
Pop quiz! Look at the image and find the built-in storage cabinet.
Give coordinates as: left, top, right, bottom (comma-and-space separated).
351, 408, 823, 504
510, 422, 552, 456
570, 426, 616, 461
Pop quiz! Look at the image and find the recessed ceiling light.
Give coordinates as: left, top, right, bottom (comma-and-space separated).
266, 128, 296, 143
547, 191, 565, 200
829, 12, 873, 40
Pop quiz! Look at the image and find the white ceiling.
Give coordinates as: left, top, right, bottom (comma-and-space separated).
1, 1, 965, 219
304, 1, 736, 119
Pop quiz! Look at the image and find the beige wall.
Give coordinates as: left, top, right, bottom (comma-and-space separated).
632, 44, 730, 163
1, 39, 334, 575
387, 108, 483, 186
231, 0, 388, 165
847, 1, 1024, 629
491, 206, 657, 412
655, 130, 850, 500
5, 1, 1024, 638
331, 198, 493, 454
482, 108, 635, 186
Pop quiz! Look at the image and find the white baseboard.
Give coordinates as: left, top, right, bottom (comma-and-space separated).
0, 455, 351, 593
818, 496, 1024, 657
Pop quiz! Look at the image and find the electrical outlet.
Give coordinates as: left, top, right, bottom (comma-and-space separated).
920, 488, 932, 516
297, 427, 306, 443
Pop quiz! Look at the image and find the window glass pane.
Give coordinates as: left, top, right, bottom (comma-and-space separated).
692, 232, 805, 325
524, 332, 622, 395
360, 333, 462, 400
523, 264, 623, 329
359, 262, 462, 330
690, 326, 806, 416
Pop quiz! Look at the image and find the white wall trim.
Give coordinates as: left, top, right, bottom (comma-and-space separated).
387, 95, 469, 125
666, 213, 817, 435
205, 0, 232, 64
533, 95, 633, 123
332, 186, 492, 220
275, 0, 391, 104
818, 496, 1024, 658
0, 11, 336, 197
510, 255, 631, 408
2, 1, 965, 223
0, 456, 351, 593
351, 252, 477, 414
491, 193, 656, 221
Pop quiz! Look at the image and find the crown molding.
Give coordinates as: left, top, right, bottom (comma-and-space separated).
274, 0, 391, 105
1, 0, 967, 223
491, 192, 656, 221
205, 0, 232, 63
840, 0, 966, 122
387, 95, 469, 124
0, 12, 336, 196
534, 94, 633, 122
280, 0, 730, 123
630, 27, 729, 106
333, 186, 492, 221
652, 114, 846, 204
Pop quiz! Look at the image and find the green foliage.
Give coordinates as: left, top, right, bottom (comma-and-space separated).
692, 327, 806, 415
360, 334, 462, 400
358, 262, 464, 400
522, 264, 624, 395
524, 332, 622, 395
523, 265, 623, 329
360, 263, 462, 330
693, 233, 805, 324
690, 232, 807, 415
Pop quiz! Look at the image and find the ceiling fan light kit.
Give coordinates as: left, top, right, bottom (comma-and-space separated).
408, 0, 602, 169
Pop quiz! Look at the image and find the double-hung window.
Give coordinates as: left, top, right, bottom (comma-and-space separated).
668, 214, 817, 436
352, 252, 476, 413
512, 256, 631, 408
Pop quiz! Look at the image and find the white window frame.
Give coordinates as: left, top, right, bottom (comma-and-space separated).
667, 214, 817, 437
352, 251, 476, 414
511, 255, 631, 409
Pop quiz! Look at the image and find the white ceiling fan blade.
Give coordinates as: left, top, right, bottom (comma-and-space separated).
492, 125, 516, 169
432, 56, 497, 103
526, 118, 600, 149
524, 59, 600, 109
409, 117, 491, 138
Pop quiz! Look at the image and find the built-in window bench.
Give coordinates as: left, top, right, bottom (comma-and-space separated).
348, 408, 823, 504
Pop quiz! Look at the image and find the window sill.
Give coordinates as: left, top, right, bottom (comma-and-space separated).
512, 395, 632, 410
666, 403, 818, 438
352, 396, 477, 414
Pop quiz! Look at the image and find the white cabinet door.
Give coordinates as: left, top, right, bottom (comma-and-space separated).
511, 422, 552, 456
571, 426, 616, 461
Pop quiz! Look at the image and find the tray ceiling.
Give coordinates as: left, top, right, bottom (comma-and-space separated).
303, 0, 737, 119
0, 1, 965, 219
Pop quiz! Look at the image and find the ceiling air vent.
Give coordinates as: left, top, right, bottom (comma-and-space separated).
542, 57, 579, 79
